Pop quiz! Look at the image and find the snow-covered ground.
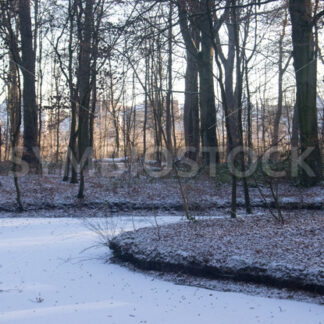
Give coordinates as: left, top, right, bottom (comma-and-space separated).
1, 175, 324, 212
0, 216, 323, 324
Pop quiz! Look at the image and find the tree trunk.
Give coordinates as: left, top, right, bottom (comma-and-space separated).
63, 0, 78, 183
183, 19, 200, 161
77, 0, 93, 198
272, 11, 289, 160
245, 63, 252, 152
184, 48, 200, 161
165, 2, 173, 152
89, 75, 97, 149
19, 0, 41, 172
8, 53, 23, 210
178, 0, 219, 165
289, 0, 322, 186
0, 124, 2, 162
143, 47, 149, 156
291, 104, 299, 149
231, 1, 251, 214
198, 9, 219, 164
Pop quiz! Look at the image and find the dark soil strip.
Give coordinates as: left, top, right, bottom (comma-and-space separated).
0, 199, 322, 213
109, 240, 324, 295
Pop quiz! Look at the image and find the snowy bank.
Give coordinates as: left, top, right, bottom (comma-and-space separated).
0, 175, 324, 214
110, 212, 324, 295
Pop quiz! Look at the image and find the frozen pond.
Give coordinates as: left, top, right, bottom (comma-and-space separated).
0, 216, 323, 323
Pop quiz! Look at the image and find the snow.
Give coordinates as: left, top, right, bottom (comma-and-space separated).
0, 216, 323, 324
111, 213, 324, 285
95, 157, 128, 162
1, 175, 324, 215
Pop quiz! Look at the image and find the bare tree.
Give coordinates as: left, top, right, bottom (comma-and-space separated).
289, 0, 323, 186
76, 0, 94, 199
18, 0, 41, 172
8, 52, 23, 210
178, 0, 220, 164
272, 4, 292, 158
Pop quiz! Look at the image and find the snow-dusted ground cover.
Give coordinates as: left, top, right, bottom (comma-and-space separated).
0, 174, 323, 212
110, 212, 324, 295
0, 216, 323, 324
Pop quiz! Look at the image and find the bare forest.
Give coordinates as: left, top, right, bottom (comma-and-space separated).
0, 1, 323, 323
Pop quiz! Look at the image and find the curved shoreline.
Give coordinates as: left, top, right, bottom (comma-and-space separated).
110, 241, 324, 294
109, 215, 324, 295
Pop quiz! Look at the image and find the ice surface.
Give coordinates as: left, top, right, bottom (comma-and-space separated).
0, 216, 323, 324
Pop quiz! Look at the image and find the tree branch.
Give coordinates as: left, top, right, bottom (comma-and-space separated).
313, 9, 324, 25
